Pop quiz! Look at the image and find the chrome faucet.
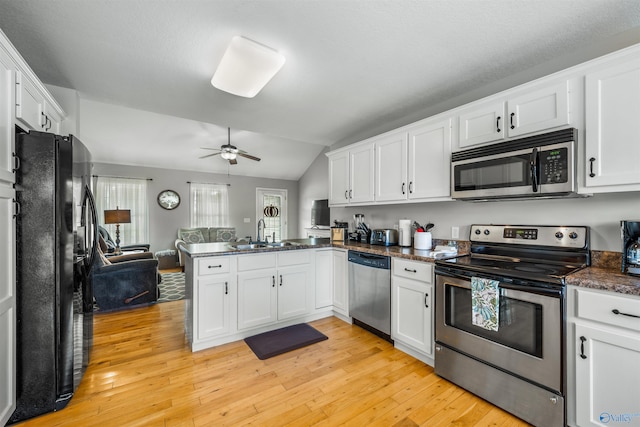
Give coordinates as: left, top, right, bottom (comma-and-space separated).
257, 218, 266, 242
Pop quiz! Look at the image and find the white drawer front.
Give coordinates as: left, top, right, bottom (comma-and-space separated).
278, 249, 311, 267
576, 288, 640, 332
197, 257, 231, 276
392, 258, 433, 283
237, 252, 277, 271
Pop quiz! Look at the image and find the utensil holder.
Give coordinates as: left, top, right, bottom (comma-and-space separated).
414, 232, 432, 250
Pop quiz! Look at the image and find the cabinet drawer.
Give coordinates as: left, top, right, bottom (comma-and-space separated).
237, 252, 277, 272
197, 257, 231, 276
278, 249, 311, 267
575, 288, 640, 332
392, 258, 433, 283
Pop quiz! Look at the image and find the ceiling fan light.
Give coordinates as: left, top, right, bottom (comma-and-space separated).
211, 36, 286, 98
220, 151, 236, 160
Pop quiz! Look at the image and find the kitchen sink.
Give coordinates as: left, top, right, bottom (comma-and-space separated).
228, 241, 301, 250
267, 241, 300, 247
229, 243, 268, 250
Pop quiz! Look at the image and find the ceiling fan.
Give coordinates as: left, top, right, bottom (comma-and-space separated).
199, 127, 261, 165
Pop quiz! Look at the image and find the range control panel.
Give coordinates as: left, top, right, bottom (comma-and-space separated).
470, 224, 589, 248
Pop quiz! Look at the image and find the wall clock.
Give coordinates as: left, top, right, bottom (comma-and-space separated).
157, 189, 180, 210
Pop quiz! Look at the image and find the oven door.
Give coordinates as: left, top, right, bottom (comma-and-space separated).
435, 270, 563, 393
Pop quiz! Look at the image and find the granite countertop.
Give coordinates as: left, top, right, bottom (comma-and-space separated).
182, 238, 332, 257
331, 239, 470, 262
565, 250, 640, 297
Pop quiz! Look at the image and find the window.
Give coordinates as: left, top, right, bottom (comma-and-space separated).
189, 182, 229, 227
256, 188, 287, 241
94, 176, 149, 245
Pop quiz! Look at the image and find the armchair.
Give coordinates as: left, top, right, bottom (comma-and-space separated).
98, 225, 150, 253
91, 248, 160, 312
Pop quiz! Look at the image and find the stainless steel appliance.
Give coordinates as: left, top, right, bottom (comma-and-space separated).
331, 221, 348, 242
621, 220, 640, 276
435, 224, 590, 427
11, 130, 98, 423
451, 128, 581, 200
369, 229, 398, 246
348, 251, 392, 341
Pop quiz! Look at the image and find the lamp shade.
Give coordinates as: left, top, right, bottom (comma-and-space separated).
104, 208, 131, 224
211, 36, 286, 98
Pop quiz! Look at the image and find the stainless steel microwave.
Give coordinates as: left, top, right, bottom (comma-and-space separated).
451, 128, 579, 201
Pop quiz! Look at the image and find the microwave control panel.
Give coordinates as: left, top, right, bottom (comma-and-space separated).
540, 147, 568, 184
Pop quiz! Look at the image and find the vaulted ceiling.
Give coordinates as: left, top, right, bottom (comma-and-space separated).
0, 1, 639, 180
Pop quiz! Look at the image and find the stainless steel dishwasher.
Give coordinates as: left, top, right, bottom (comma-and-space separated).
348, 250, 392, 341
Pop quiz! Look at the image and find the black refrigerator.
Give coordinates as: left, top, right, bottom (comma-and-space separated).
10, 130, 98, 424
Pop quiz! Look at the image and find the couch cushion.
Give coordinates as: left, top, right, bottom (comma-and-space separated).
179, 228, 205, 244
215, 228, 236, 242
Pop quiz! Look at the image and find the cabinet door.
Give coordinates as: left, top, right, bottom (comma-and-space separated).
374, 132, 408, 202
314, 250, 333, 309
197, 276, 231, 340
349, 143, 375, 203
0, 184, 15, 426
458, 101, 505, 148
506, 81, 570, 138
0, 50, 15, 183
328, 151, 349, 206
278, 265, 311, 320
585, 55, 640, 188
391, 277, 432, 355
575, 323, 640, 427
237, 269, 277, 330
15, 71, 42, 132
332, 249, 348, 316
407, 117, 452, 200
42, 100, 62, 135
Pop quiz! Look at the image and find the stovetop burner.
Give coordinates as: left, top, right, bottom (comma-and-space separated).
436, 224, 590, 285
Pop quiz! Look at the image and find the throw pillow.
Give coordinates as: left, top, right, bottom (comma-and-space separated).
180, 229, 205, 244
217, 228, 236, 242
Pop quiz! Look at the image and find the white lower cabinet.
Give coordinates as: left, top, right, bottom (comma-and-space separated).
193, 256, 236, 343
567, 286, 640, 427
391, 258, 434, 365
332, 249, 348, 317
237, 250, 313, 330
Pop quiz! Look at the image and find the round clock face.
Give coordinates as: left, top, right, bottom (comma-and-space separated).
157, 190, 180, 210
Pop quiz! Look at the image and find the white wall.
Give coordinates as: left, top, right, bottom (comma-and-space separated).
92, 163, 299, 254
297, 147, 329, 236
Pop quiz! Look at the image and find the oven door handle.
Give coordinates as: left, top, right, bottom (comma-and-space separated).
436, 270, 563, 298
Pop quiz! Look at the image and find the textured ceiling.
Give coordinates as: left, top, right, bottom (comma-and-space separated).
0, 0, 639, 180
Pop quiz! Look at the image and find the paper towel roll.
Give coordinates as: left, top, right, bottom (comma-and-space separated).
399, 219, 412, 247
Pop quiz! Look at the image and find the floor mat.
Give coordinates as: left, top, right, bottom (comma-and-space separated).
158, 272, 185, 302
244, 323, 328, 360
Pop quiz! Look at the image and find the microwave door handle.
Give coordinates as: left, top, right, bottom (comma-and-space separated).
530, 147, 539, 193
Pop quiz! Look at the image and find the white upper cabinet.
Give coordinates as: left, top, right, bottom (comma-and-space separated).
327, 142, 374, 206
374, 131, 408, 202
15, 71, 42, 132
584, 46, 640, 191
457, 80, 571, 149
407, 117, 452, 200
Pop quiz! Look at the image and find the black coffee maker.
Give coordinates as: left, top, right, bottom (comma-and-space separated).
621, 220, 640, 276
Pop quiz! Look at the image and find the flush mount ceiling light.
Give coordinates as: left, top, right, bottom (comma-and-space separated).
211, 36, 286, 98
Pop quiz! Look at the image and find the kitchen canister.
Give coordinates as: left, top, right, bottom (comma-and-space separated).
399, 219, 412, 247
414, 231, 432, 250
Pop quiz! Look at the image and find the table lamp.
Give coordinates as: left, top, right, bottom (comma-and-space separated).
104, 206, 131, 255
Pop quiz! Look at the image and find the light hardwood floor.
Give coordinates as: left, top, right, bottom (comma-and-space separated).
15, 300, 530, 426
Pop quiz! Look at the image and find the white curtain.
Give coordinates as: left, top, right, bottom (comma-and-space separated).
94, 176, 149, 246
189, 183, 229, 227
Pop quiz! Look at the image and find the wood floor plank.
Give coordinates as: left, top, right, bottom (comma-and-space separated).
13, 300, 531, 426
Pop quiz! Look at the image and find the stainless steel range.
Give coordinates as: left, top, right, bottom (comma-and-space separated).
434, 224, 590, 427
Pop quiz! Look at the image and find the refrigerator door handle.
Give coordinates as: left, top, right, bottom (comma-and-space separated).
81, 184, 99, 275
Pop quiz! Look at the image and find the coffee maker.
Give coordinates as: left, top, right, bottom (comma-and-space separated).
621, 220, 640, 276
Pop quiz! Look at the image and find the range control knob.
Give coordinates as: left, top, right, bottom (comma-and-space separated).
555, 231, 564, 239
569, 232, 578, 239
484, 229, 490, 235
474, 229, 481, 235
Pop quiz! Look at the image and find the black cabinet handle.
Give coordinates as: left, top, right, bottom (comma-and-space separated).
12, 153, 20, 172
12, 199, 20, 219
349, 189, 352, 199
344, 190, 348, 200
425, 293, 429, 308
402, 182, 405, 195
224, 282, 228, 295
279, 275, 283, 286
496, 116, 501, 133
510, 112, 515, 129
272, 276, 275, 287
404, 268, 417, 273
207, 264, 222, 269
589, 157, 596, 178
409, 181, 413, 194
612, 309, 640, 319
579, 336, 587, 359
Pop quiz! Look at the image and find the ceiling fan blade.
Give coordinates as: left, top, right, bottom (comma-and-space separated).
229, 158, 238, 165
200, 147, 221, 151
237, 152, 261, 162
199, 152, 222, 159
